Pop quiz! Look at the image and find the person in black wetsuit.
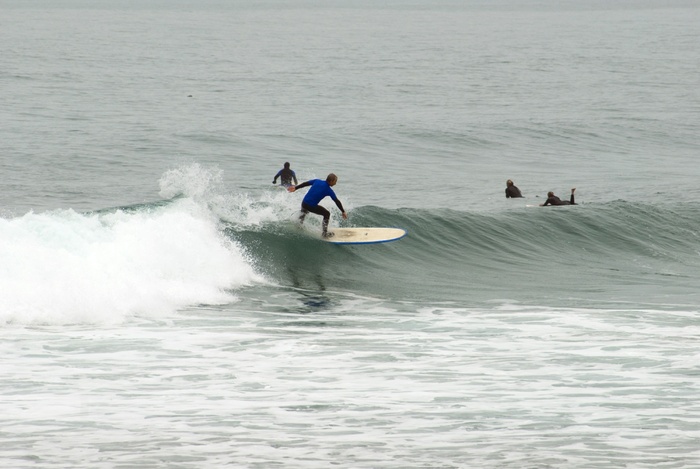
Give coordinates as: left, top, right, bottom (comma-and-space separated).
541, 188, 577, 206
505, 179, 523, 198
273, 162, 298, 187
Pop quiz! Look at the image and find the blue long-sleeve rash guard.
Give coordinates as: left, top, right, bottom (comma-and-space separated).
295, 179, 345, 212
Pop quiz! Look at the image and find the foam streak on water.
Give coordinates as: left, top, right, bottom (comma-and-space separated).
1, 302, 698, 468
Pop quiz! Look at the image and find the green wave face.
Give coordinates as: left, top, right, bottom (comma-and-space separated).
226, 202, 700, 307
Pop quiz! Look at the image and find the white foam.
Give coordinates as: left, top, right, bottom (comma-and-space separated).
158, 162, 224, 202
158, 163, 346, 230
0, 162, 350, 325
0, 198, 262, 325
158, 162, 302, 227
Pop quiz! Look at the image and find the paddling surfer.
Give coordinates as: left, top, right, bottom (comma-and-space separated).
541, 188, 577, 206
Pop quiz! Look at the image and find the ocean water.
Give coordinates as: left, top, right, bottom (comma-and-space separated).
2, 1, 700, 467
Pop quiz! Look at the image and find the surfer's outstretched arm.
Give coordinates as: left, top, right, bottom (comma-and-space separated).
287, 180, 312, 193
332, 198, 348, 219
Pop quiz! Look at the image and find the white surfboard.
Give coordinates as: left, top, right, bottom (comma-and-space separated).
322, 227, 407, 245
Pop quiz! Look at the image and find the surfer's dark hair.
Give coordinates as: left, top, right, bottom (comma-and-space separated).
284, 162, 290, 168
326, 173, 337, 184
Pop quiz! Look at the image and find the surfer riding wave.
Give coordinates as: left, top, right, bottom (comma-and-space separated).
288, 173, 348, 237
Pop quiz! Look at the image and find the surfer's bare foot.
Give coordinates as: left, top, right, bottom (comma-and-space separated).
322, 232, 335, 238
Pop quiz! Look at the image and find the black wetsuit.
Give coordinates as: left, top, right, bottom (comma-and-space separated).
273, 168, 298, 187
543, 193, 576, 206
505, 185, 523, 198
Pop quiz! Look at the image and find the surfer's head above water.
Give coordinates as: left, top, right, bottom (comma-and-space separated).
326, 173, 338, 186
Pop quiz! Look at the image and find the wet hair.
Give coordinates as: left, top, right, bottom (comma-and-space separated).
326, 173, 338, 184
547, 191, 554, 197
284, 162, 290, 169
507, 179, 513, 186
